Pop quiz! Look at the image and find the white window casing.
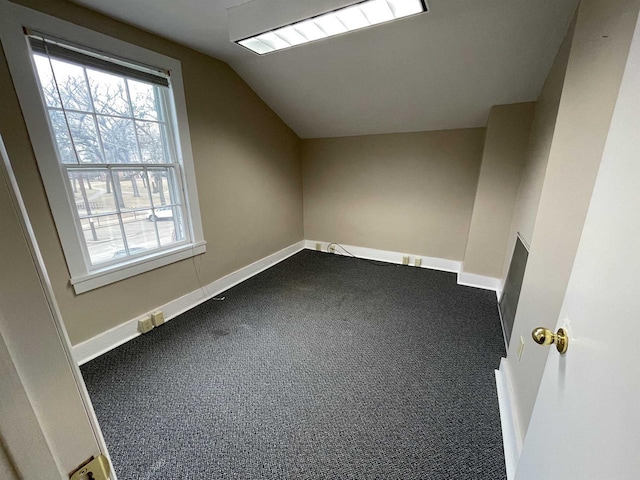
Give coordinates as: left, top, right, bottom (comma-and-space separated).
0, 0, 206, 294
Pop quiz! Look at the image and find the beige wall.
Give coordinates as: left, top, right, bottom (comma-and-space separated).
462, 103, 535, 279
0, 443, 16, 480
500, 20, 575, 283
0, 0, 303, 345
302, 129, 485, 261
506, 0, 640, 439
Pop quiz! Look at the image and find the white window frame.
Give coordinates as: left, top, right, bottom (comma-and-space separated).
0, 0, 206, 294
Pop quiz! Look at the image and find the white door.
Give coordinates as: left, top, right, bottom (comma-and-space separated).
0, 136, 114, 479
515, 13, 640, 480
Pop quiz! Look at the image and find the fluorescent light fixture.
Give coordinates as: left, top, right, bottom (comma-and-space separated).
237, 0, 428, 55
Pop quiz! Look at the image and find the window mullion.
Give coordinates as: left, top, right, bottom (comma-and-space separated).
107, 166, 130, 256
118, 213, 130, 256
81, 66, 109, 165
46, 105, 168, 126
123, 78, 145, 164
42, 43, 81, 166
143, 167, 162, 247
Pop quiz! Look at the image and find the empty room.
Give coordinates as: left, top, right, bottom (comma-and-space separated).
2, 0, 640, 479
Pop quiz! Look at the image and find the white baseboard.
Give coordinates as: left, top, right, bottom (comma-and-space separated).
304, 240, 462, 273
305, 241, 504, 298
73, 240, 305, 365
495, 358, 522, 480
458, 269, 502, 298
497, 279, 504, 301
74, 240, 503, 365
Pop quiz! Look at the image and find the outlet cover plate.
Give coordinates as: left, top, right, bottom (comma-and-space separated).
138, 317, 154, 334
151, 311, 165, 327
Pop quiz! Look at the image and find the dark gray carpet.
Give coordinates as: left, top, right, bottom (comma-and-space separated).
82, 250, 506, 479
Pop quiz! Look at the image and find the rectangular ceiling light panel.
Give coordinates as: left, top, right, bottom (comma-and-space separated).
237, 0, 427, 55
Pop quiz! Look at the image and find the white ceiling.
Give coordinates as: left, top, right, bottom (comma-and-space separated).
69, 0, 578, 138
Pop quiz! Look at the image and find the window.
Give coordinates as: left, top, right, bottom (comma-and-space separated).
0, 3, 205, 293
31, 36, 191, 266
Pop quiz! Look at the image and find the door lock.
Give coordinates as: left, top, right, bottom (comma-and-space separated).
531, 327, 569, 354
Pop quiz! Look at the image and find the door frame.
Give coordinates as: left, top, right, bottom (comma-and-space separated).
0, 134, 116, 478
0, 318, 58, 479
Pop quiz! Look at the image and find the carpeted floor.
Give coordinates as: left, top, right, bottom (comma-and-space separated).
82, 250, 507, 479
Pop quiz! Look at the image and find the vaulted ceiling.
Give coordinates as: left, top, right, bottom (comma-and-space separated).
70, 0, 578, 138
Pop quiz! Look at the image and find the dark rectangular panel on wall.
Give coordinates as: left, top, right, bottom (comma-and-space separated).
499, 235, 529, 345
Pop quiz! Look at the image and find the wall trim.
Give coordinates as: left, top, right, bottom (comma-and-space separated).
306, 240, 502, 298
74, 240, 504, 365
73, 240, 305, 365
304, 240, 462, 273
495, 358, 522, 480
458, 269, 502, 299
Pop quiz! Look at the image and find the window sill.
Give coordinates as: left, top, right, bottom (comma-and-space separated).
70, 241, 206, 294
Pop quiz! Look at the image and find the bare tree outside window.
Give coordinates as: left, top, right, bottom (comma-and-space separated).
32, 53, 188, 265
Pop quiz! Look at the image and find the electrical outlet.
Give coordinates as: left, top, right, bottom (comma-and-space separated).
402, 255, 410, 265
138, 316, 154, 334
414, 257, 422, 267
315, 242, 322, 251
518, 336, 525, 361
328, 245, 336, 253
151, 311, 165, 327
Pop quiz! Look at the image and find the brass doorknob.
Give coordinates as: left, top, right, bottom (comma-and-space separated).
531, 327, 569, 354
